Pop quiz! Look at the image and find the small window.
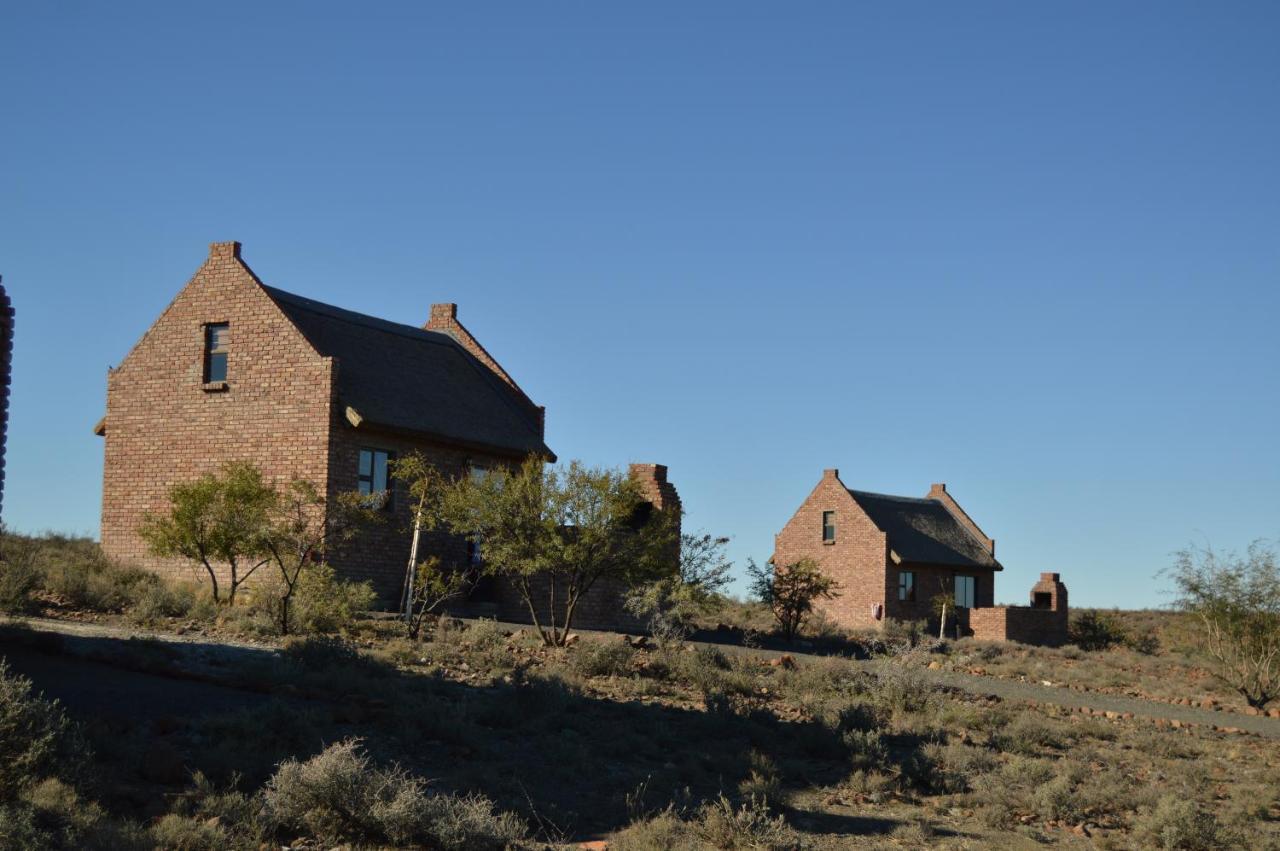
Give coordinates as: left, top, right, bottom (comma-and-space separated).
204, 323, 229, 383
358, 448, 394, 508
898, 570, 915, 602
822, 511, 836, 542
954, 575, 976, 609
1033, 591, 1052, 609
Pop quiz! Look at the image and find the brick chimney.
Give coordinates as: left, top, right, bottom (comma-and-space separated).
629, 463, 680, 513
209, 241, 241, 260
1030, 572, 1067, 613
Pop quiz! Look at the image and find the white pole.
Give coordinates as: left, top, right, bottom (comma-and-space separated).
402, 514, 422, 621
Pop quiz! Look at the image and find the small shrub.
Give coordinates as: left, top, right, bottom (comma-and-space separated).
1069, 610, 1129, 651
280, 635, 364, 671
569, 639, 635, 678
842, 728, 889, 773
126, 581, 202, 625
871, 659, 935, 717
289, 564, 375, 635
1132, 795, 1236, 850
149, 813, 228, 851
262, 739, 524, 849
695, 795, 799, 850
994, 713, 1067, 755
0, 661, 79, 801
737, 751, 782, 805
0, 542, 42, 614
611, 807, 702, 851
1032, 771, 1087, 823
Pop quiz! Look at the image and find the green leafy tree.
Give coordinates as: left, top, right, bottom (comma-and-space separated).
412, 456, 678, 646
1168, 541, 1280, 709
746, 557, 839, 641
259, 481, 378, 635
626, 532, 733, 646
138, 462, 275, 605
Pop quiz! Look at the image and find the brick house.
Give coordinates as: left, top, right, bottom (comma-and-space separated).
95, 241, 676, 621
773, 469, 1067, 645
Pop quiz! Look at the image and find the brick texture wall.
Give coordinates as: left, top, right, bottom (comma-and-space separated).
967, 573, 1069, 646
100, 243, 335, 587
327, 426, 517, 602
773, 469, 890, 630
0, 280, 11, 520
885, 563, 996, 623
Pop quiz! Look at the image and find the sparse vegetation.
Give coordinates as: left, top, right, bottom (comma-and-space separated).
1169, 540, 1280, 709
401, 455, 680, 646
4, 525, 1280, 847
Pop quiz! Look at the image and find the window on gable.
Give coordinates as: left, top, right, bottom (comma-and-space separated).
358, 448, 394, 508
954, 575, 976, 609
204, 323, 229, 383
822, 511, 836, 542
898, 570, 915, 602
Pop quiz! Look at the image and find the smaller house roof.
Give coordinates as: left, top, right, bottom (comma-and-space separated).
848, 489, 1001, 570
264, 286, 553, 459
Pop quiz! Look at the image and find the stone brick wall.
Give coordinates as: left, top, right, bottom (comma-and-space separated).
100, 243, 335, 586
0, 280, 11, 520
773, 469, 890, 630
967, 573, 1069, 646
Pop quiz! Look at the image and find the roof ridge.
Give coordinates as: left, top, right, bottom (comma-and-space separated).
263, 285, 462, 348
846, 488, 935, 505
263, 285, 548, 444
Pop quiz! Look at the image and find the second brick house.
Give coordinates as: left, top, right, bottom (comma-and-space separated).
774, 468, 1069, 644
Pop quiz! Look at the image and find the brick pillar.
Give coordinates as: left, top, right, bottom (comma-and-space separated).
1030, 572, 1069, 645
0, 280, 11, 520
629, 463, 682, 570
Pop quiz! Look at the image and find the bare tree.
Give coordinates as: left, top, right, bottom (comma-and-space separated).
746, 557, 839, 641
1168, 541, 1280, 709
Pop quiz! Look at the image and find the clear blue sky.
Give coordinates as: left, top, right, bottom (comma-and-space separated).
2, 3, 1277, 608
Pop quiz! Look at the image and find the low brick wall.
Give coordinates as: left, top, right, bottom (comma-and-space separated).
968, 605, 1068, 647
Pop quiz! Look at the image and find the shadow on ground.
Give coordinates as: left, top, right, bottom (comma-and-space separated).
0, 623, 907, 842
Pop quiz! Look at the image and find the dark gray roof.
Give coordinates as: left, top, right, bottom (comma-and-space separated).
264, 286, 553, 458
848, 489, 1001, 570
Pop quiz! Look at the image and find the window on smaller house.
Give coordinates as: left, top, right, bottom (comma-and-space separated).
822, 511, 836, 542
898, 570, 915, 602
204, 323, 229, 383
954, 575, 976, 609
358, 448, 394, 508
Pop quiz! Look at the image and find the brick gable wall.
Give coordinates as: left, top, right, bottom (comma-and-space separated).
100, 243, 335, 583
773, 469, 890, 630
